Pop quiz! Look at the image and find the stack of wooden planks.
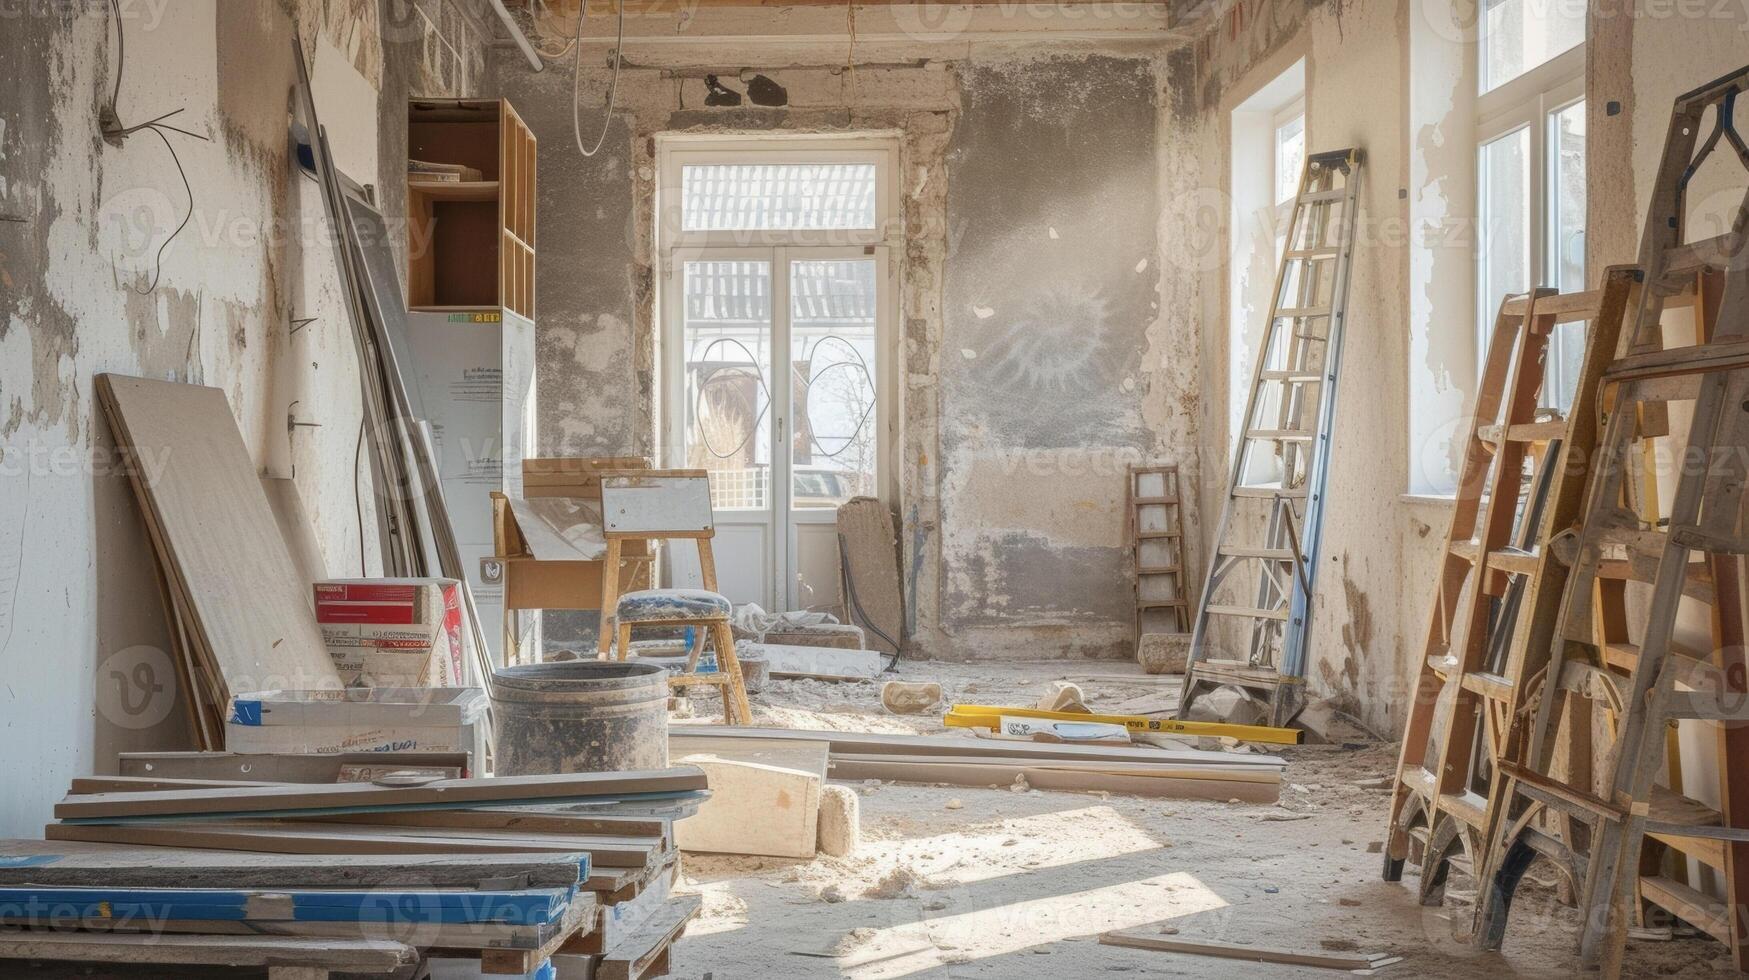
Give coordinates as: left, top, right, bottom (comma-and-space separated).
0, 765, 711, 979
670, 726, 1286, 803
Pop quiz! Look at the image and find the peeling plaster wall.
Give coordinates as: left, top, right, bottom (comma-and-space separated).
494, 47, 1195, 661
0, 0, 489, 837
1170, 0, 1418, 734
938, 56, 1171, 659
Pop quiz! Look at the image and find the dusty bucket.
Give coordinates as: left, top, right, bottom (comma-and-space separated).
490, 660, 669, 775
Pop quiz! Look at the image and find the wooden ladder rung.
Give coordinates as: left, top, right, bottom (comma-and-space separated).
1259, 370, 1324, 382
1485, 548, 1539, 576
1458, 670, 1514, 702
1639, 875, 1734, 944
1658, 230, 1744, 282
1246, 429, 1315, 441
1477, 420, 1567, 445
1499, 761, 1625, 823
1138, 530, 1182, 540
1137, 565, 1181, 575
1665, 690, 1749, 722
1437, 790, 1487, 830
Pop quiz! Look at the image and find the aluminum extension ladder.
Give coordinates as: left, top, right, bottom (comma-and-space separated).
1178, 148, 1363, 728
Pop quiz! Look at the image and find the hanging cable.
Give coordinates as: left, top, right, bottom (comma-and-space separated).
104, 0, 209, 296
571, 0, 626, 158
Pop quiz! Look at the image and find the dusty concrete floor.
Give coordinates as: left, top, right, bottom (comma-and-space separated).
664, 660, 1731, 979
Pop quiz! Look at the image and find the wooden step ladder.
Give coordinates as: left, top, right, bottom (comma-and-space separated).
1127, 464, 1189, 639
1381, 279, 1627, 911
1179, 148, 1363, 727
1473, 65, 1749, 976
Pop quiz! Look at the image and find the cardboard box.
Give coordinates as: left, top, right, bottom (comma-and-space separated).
315, 578, 466, 687
226, 687, 487, 760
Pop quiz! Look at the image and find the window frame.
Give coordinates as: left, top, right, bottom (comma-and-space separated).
1272, 97, 1307, 211
1473, 43, 1584, 392
655, 134, 901, 250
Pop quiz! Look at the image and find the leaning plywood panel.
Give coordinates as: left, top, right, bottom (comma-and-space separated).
95, 375, 340, 700
836, 496, 902, 654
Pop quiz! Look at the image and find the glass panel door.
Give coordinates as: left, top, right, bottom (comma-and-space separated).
787, 252, 883, 610
671, 250, 778, 608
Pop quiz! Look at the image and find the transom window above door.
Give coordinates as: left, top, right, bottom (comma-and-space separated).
659, 135, 898, 247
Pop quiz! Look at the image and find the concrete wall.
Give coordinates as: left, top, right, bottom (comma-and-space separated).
0, 0, 491, 837
493, 44, 1200, 661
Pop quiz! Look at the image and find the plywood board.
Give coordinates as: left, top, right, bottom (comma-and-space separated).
667, 726, 1285, 768
0, 931, 415, 973
43, 822, 644, 865
506, 496, 607, 560
601, 474, 713, 535
260, 477, 328, 589
95, 375, 341, 698
119, 751, 472, 782
54, 767, 708, 821
669, 734, 829, 781
836, 497, 902, 653
0, 838, 583, 889
743, 642, 881, 681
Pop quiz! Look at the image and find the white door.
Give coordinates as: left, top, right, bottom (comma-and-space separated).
656, 132, 897, 613
662, 245, 890, 611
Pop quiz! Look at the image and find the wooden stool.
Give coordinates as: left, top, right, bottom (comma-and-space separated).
596, 471, 752, 725
613, 588, 751, 725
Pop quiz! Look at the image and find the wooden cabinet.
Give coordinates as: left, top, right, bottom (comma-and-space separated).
406, 98, 536, 318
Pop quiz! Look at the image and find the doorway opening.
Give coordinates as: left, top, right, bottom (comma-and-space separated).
654, 133, 899, 613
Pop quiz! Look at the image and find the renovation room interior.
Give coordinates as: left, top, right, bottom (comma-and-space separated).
4, 0, 1749, 976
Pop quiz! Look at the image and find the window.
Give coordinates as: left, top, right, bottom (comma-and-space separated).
1274, 104, 1306, 207
1229, 62, 1305, 455
1480, 0, 1584, 94
1475, 11, 1584, 410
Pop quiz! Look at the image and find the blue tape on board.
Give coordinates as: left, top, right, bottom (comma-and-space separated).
229, 699, 263, 726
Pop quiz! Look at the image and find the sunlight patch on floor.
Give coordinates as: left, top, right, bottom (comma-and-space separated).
864, 804, 1163, 884
840, 871, 1227, 978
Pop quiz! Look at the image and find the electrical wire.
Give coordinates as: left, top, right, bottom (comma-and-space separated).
571, 0, 625, 157
354, 419, 368, 577
105, 0, 209, 296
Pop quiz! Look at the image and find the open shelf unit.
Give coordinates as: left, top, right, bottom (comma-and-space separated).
406, 98, 535, 318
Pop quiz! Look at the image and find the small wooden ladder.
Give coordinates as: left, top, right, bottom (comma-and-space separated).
1127, 463, 1189, 639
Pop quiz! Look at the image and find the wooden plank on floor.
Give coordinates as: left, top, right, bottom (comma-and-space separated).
43, 822, 650, 867
1099, 929, 1387, 971
54, 769, 707, 822
0, 930, 415, 973
118, 751, 472, 783
0, 838, 584, 889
